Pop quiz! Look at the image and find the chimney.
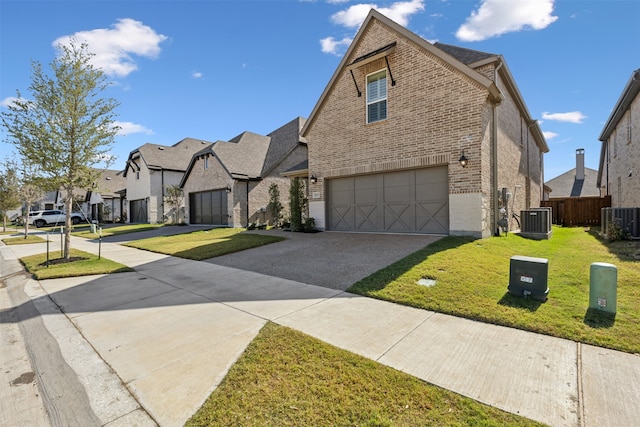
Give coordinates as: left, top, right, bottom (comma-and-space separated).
576, 148, 585, 180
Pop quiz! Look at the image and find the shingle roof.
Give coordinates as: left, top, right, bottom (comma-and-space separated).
181, 117, 307, 185
213, 132, 271, 179
545, 167, 600, 198
433, 42, 497, 65
96, 169, 126, 196
262, 117, 307, 176
125, 137, 214, 176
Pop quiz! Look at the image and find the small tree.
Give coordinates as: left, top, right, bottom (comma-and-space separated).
289, 178, 307, 232
0, 159, 22, 232
1, 40, 120, 258
164, 185, 184, 224
267, 183, 283, 227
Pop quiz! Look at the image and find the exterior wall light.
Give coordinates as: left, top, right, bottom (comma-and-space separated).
458, 151, 468, 168
226, 186, 232, 193
310, 175, 318, 184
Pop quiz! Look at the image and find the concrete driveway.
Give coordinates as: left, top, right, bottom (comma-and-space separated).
206, 230, 442, 290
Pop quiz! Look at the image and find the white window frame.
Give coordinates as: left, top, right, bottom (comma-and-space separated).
366, 69, 387, 124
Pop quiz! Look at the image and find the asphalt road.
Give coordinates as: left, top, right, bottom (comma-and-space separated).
3, 274, 101, 426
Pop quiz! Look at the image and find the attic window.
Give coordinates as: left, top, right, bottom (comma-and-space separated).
204, 156, 209, 170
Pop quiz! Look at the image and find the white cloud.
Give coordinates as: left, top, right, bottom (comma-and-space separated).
0, 96, 22, 108
53, 18, 168, 77
331, 0, 425, 28
192, 71, 203, 79
321, 0, 424, 55
542, 111, 587, 124
320, 36, 353, 55
112, 121, 154, 136
456, 0, 558, 42
543, 131, 558, 140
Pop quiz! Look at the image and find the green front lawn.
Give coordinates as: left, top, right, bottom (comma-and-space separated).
349, 227, 640, 354
19, 249, 133, 280
187, 322, 541, 427
2, 235, 47, 245
72, 223, 166, 238
125, 228, 285, 260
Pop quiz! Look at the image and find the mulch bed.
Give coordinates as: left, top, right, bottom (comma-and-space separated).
38, 257, 88, 266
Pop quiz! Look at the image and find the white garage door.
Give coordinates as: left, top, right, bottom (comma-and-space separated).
327, 167, 449, 234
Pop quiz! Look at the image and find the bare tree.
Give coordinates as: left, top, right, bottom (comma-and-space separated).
1, 40, 120, 258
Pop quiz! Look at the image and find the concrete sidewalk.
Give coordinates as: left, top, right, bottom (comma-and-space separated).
2, 233, 640, 427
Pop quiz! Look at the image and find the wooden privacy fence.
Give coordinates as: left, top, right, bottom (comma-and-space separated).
541, 196, 611, 227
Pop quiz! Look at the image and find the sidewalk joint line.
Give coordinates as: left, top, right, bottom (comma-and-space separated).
375, 310, 436, 362
577, 341, 585, 427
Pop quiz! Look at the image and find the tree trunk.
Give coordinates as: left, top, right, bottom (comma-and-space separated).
64, 197, 72, 259
23, 202, 31, 238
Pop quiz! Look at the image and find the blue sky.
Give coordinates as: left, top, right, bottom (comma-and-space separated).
1, 0, 638, 181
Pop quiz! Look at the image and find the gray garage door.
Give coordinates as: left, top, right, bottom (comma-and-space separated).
328, 167, 449, 234
189, 190, 228, 225
130, 199, 148, 223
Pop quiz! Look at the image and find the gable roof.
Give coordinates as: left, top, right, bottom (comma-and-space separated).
301, 9, 501, 137
545, 167, 600, 198
123, 137, 214, 177
433, 42, 496, 65
95, 169, 126, 196
300, 9, 548, 154
180, 117, 307, 186
214, 131, 271, 179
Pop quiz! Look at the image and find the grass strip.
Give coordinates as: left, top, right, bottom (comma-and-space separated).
125, 228, 285, 260
20, 248, 132, 280
2, 235, 47, 245
187, 322, 542, 427
348, 227, 640, 354
71, 223, 166, 238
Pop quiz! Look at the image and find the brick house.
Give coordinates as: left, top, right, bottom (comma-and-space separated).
123, 138, 213, 223
301, 10, 548, 238
597, 69, 640, 208
180, 117, 307, 227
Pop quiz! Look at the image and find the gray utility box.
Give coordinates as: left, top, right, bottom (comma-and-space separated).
508, 255, 549, 301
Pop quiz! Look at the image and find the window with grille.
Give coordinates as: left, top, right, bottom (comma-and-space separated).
367, 70, 387, 124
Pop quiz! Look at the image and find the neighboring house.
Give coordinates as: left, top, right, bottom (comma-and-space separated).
301, 10, 548, 238
180, 117, 308, 227
545, 149, 600, 199
84, 169, 127, 222
123, 138, 213, 223
598, 69, 640, 208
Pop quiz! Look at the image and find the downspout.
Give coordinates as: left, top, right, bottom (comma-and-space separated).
161, 169, 165, 222
246, 180, 250, 227
492, 61, 504, 236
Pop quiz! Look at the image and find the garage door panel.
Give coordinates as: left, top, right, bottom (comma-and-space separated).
416, 201, 449, 233
331, 206, 355, 230
190, 190, 228, 225
328, 166, 449, 234
384, 203, 413, 232
355, 204, 381, 230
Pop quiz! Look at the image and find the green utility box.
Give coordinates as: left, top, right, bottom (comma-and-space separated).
508, 255, 549, 301
589, 262, 617, 313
